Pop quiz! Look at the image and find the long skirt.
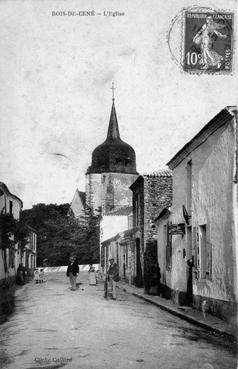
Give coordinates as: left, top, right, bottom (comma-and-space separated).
89, 272, 96, 285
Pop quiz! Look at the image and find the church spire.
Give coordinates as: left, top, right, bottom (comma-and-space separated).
86, 83, 137, 175
107, 83, 120, 140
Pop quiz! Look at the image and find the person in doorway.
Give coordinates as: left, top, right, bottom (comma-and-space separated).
88, 264, 97, 285
150, 262, 161, 295
186, 256, 194, 305
108, 258, 119, 300
66, 255, 79, 291
16, 263, 25, 285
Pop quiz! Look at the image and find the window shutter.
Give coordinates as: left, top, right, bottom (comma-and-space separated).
206, 241, 212, 280
192, 226, 200, 279
192, 226, 197, 266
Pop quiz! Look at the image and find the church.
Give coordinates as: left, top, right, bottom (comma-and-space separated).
70, 90, 138, 219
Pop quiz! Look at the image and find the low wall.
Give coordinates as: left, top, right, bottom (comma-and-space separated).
43, 264, 100, 273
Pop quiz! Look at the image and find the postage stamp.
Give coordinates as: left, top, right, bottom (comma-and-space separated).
183, 10, 234, 73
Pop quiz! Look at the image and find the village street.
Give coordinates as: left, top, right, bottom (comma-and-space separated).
0, 271, 236, 369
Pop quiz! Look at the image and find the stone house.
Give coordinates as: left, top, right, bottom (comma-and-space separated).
129, 171, 173, 286
166, 106, 237, 324
101, 171, 173, 287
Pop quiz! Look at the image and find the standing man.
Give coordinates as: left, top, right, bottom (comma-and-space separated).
108, 258, 119, 300
66, 255, 79, 291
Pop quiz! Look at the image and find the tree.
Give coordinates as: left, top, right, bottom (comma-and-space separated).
21, 203, 100, 266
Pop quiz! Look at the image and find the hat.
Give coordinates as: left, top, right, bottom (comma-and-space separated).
109, 257, 114, 261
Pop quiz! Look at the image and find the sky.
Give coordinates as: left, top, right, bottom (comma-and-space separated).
0, 0, 237, 209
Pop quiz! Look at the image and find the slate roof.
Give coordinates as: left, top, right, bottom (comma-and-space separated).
86, 101, 137, 175
142, 169, 172, 177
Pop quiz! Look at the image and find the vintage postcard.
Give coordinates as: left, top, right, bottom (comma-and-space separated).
0, 1, 237, 369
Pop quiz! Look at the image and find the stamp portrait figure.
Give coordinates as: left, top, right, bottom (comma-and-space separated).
183, 10, 233, 73
193, 15, 227, 69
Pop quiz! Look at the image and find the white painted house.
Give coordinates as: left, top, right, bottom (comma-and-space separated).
0, 182, 23, 285
0, 182, 37, 285
166, 106, 237, 324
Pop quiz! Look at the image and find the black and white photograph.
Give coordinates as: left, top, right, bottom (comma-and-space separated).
0, 1, 237, 368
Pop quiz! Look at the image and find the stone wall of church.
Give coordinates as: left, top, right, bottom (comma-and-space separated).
102, 173, 138, 214
85, 173, 102, 212
86, 172, 138, 214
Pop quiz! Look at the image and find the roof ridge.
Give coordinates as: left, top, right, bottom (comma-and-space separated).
142, 169, 172, 177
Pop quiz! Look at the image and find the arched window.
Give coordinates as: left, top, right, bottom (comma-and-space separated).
115, 158, 122, 165
125, 159, 131, 166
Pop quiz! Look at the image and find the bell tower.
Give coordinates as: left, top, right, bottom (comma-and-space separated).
86, 84, 138, 214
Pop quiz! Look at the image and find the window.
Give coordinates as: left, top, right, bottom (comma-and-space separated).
125, 159, 131, 166
9, 200, 13, 215
193, 226, 200, 279
135, 193, 140, 226
115, 158, 122, 165
186, 160, 192, 215
125, 246, 128, 268
199, 224, 212, 280
193, 225, 212, 280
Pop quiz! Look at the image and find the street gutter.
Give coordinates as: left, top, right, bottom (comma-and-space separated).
119, 286, 237, 343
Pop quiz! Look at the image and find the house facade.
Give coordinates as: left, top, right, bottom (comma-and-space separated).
100, 206, 132, 274
22, 227, 37, 273
130, 171, 173, 286
101, 227, 137, 284
0, 182, 37, 285
166, 106, 237, 323
0, 182, 23, 285
101, 171, 173, 287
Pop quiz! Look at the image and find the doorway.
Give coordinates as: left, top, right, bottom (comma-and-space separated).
135, 238, 143, 287
186, 226, 193, 305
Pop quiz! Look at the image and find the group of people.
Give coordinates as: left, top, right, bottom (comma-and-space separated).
66, 255, 97, 291
66, 255, 120, 300
34, 268, 45, 283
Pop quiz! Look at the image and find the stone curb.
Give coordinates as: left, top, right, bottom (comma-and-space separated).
119, 285, 237, 342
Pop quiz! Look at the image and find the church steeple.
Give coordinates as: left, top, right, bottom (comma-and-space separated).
86, 84, 137, 175
107, 101, 121, 140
